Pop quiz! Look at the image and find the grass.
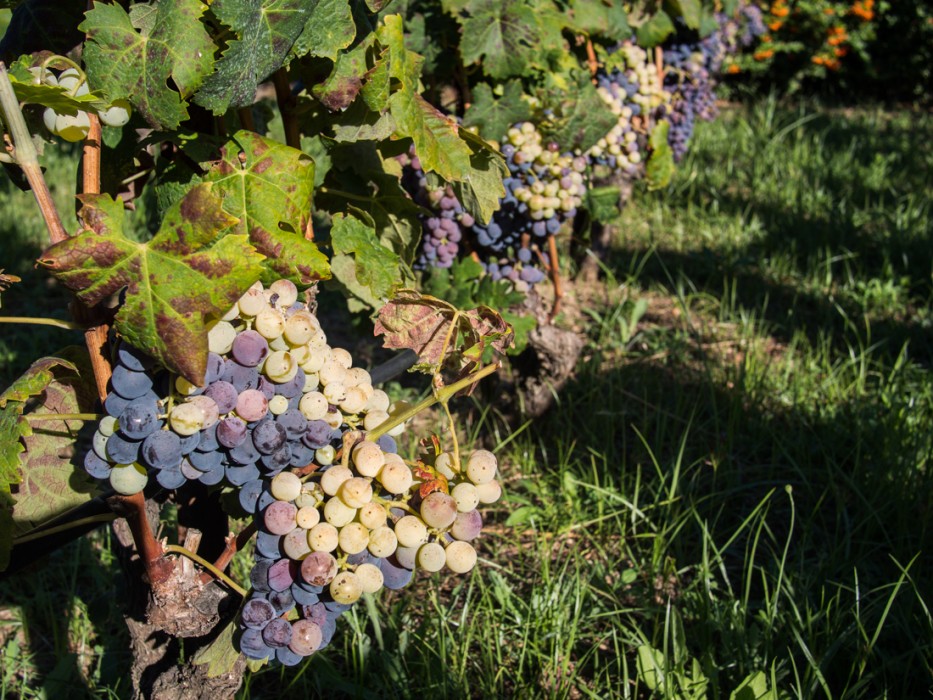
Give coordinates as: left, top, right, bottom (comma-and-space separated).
1, 98, 931, 698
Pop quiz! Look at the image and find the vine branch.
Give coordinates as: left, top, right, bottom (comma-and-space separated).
273, 68, 300, 150
164, 544, 246, 597
0, 62, 68, 244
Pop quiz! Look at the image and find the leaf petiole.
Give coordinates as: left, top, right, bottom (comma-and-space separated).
23, 412, 103, 422
0, 316, 84, 330
163, 544, 247, 597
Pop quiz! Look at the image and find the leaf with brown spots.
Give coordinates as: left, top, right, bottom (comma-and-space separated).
81, 0, 215, 129
39, 184, 265, 385
201, 131, 330, 286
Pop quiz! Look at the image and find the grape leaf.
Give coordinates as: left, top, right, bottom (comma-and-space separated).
192, 618, 240, 677
329, 213, 403, 309
312, 36, 377, 111
194, 0, 310, 112
635, 10, 675, 47
540, 71, 619, 152
567, 0, 631, 40
0, 355, 97, 571
290, 0, 356, 61
664, 0, 701, 30
200, 130, 330, 287
374, 290, 513, 374
39, 184, 264, 385
457, 0, 564, 79
646, 119, 674, 190
81, 0, 215, 129
449, 128, 507, 225
11, 355, 100, 536
462, 81, 532, 142
7, 58, 111, 115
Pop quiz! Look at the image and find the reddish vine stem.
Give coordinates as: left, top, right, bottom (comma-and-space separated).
0, 62, 68, 244
655, 46, 664, 85
82, 113, 101, 195
273, 69, 300, 150
198, 521, 259, 585
585, 39, 598, 80
547, 234, 563, 321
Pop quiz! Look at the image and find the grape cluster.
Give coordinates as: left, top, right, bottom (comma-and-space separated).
83, 279, 401, 496
238, 444, 502, 665
613, 44, 669, 115
587, 67, 645, 179
29, 66, 131, 142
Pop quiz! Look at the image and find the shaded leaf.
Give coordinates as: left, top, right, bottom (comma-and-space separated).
81, 0, 215, 129
586, 185, 622, 223
200, 131, 329, 286
194, 0, 310, 112
541, 71, 619, 152
39, 185, 264, 385
567, 0, 631, 41
448, 128, 507, 225
635, 10, 674, 47
193, 619, 241, 677
462, 81, 531, 142
664, 0, 701, 30
312, 36, 376, 111
646, 119, 674, 190
329, 213, 403, 309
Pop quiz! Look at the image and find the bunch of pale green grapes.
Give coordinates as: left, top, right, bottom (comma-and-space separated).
616, 44, 669, 114
29, 65, 131, 141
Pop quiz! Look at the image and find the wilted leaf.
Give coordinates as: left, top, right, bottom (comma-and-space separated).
193, 618, 241, 676
39, 185, 265, 385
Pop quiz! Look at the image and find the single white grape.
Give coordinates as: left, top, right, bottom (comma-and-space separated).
187, 395, 219, 428
271, 471, 302, 502
109, 462, 148, 495
255, 308, 285, 340
420, 492, 458, 529
339, 386, 369, 415
330, 571, 362, 604
320, 465, 352, 496
307, 522, 339, 552
284, 311, 316, 346
318, 358, 345, 386
268, 394, 289, 415
355, 563, 384, 593
264, 350, 297, 383
366, 389, 390, 413
368, 526, 398, 558
322, 381, 346, 405
237, 284, 267, 316
207, 320, 237, 354
295, 483, 322, 510
337, 522, 370, 554
174, 375, 200, 397
282, 527, 312, 559
359, 502, 387, 529
315, 444, 336, 466
331, 348, 353, 369
323, 410, 343, 430
475, 479, 502, 504
394, 515, 428, 548
42, 107, 58, 135
466, 450, 498, 485
351, 441, 385, 478
55, 111, 91, 142
298, 391, 328, 420
323, 497, 356, 528
445, 541, 478, 573
417, 542, 446, 572
98, 99, 131, 128
339, 477, 373, 509
434, 452, 456, 480
98, 415, 119, 437
169, 401, 205, 436
269, 279, 298, 308
296, 505, 321, 530
451, 482, 480, 512
378, 459, 413, 494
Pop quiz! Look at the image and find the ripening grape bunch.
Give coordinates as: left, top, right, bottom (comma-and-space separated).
586, 68, 646, 179
238, 446, 503, 665
613, 44, 669, 115
28, 64, 131, 141
83, 279, 406, 496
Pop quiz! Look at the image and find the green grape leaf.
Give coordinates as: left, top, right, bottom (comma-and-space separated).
567, 0, 631, 40
330, 105, 398, 142
586, 185, 623, 223
462, 81, 532, 142
646, 119, 674, 190
457, 0, 564, 79
390, 91, 472, 183
200, 130, 329, 287
7, 59, 111, 115
39, 185, 264, 385
290, 0, 356, 61
194, 0, 310, 112
329, 213, 404, 309
193, 618, 241, 676
663, 0, 700, 30
448, 129, 507, 225
540, 71, 618, 152
635, 10, 674, 47
81, 0, 215, 129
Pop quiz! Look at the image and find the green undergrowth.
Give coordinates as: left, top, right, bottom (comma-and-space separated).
2, 99, 931, 698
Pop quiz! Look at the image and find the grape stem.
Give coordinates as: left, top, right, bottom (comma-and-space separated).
82, 111, 101, 195
23, 412, 102, 422
547, 235, 563, 321
164, 544, 246, 597
0, 62, 69, 244
202, 521, 259, 586
0, 316, 84, 330
11, 513, 117, 545
367, 361, 500, 441
273, 68, 300, 151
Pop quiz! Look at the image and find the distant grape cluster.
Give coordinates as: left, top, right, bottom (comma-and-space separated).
238, 446, 501, 665
29, 65, 130, 141
588, 61, 647, 180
